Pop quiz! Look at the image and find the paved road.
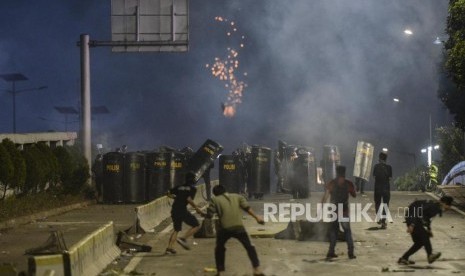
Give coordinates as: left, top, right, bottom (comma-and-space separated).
116, 192, 465, 276
1, 191, 464, 275
0, 203, 138, 273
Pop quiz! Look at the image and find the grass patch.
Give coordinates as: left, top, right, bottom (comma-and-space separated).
0, 193, 88, 222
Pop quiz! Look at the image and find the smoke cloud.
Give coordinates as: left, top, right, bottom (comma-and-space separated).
0, 0, 450, 177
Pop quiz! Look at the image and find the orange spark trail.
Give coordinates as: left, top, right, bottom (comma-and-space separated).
205, 16, 248, 118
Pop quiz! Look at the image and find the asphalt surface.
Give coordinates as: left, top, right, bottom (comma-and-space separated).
0, 203, 138, 274
1, 191, 465, 275
114, 192, 465, 276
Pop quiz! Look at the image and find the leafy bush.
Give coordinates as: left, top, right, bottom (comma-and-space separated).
0, 144, 14, 199
60, 145, 90, 194
36, 143, 59, 189
394, 166, 428, 191
22, 145, 46, 194
1, 139, 26, 195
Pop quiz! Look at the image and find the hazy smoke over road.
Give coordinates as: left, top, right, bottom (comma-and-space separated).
206, 0, 448, 170
0, 1, 449, 175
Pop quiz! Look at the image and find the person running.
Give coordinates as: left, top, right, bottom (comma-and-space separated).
204, 185, 265, 276
373, 152, 392, 229
321, 165, 357, 260
398, 196, 453, 265
165, 172, 203, 254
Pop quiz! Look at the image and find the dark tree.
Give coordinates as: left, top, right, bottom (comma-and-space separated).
0, 144, 14, 200
22, 145, 46, 193
441, 0, 465, 129
1, 139, 26, 195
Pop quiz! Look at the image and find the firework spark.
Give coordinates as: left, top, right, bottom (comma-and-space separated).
205, 16, 248, 118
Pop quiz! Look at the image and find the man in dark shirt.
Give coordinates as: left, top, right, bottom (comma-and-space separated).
398, 196, 453, 265
373, 152, 392, 229
321, 165, 357, 260
165, 172, 203, 254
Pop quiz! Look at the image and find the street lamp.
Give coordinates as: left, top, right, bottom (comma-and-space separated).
404, 29, 413, 36
393, 98, 439, 167
0, 73, 47, 133
54, 106, 79, 132
38, 116, 79, 132
433, 37, 443, 45
421, 145, 439, 166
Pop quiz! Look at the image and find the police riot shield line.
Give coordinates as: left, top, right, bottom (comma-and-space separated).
219, 155, 242, 193
291, 148, 317, 198
101, 151, 186, 204
102, 152, 125, 203
102, 151, 147, 204
123, 152, 146, 203
352, 141, 374, 192
322, 145, 341, 184
101, 139, 360, 203
247, 146, 272, 199
145, 152, 171, 201
186, 139, 223, 182
100, 139, 224, 204
275, 141, 319, 197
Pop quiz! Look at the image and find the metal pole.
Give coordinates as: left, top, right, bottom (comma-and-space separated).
427, 147, 432, 167
136, 2, 140, 42
80, 34, 92, 180
12, 81, 16, 133
429, 114, 433, 167
429, 114, 432, 146
171, 0, 175, 41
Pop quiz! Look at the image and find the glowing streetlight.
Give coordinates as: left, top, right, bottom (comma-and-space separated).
404, 29, 413, 36
393, 98, 400, 103
421, 145, 439, 166
433, 37, 443, 45
382, 148, 389, 152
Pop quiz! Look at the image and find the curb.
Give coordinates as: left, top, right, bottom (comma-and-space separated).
0, 200, 95, 230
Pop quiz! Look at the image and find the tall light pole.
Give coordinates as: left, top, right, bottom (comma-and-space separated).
54, 106, 80, 132
392, 98, 440, 166
54, 105, 109, 132
421, 145, 440, 166
0, 73, 47, 133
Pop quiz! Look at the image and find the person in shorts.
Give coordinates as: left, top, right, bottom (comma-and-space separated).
166, 172, 203, 254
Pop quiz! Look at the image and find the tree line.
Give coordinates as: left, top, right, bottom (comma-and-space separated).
0, 138, 89, 200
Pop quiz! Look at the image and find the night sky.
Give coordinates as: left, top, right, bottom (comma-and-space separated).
0, 1, 452, 177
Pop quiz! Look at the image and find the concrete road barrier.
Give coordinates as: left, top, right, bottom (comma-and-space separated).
28, 254, 64, 276
28, 221, 121, 276
136, 196, 173, 232
63, 221, 120, 276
